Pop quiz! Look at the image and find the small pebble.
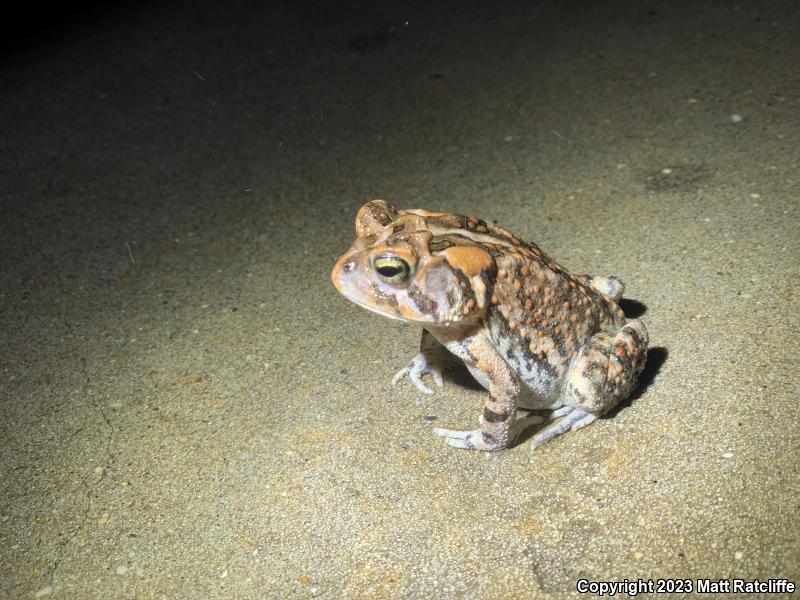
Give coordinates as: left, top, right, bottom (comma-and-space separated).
734, 551, 744, 560
730, 114, 743, 123
661, 168, 672, 174
423, 415, 438, 421
722, 452, 734, 459
238, 452, 250, 460
116, 565, 129, 575
35, 586, 54, 598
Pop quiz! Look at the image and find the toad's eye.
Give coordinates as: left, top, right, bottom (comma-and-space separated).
372, 256, 412, 283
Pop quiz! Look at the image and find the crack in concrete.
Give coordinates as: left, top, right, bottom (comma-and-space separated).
46, 355, 117, 591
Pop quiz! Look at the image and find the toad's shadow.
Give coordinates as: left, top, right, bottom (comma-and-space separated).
618, 298, 647, 318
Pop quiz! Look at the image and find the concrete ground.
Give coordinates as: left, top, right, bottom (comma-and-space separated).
1, 0, 798, 597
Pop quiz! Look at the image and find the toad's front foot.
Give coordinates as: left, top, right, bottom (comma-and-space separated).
391, 352, 443, 395
434, 427, 506, 451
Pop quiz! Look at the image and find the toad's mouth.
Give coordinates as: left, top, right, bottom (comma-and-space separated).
338, 292, 420, 324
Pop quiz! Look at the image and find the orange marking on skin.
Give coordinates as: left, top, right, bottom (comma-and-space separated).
615, 346, 627, 358
466, 298, 476, 309
524, 299, 533, 311
398, 304, 419, 320
513, 279, 522, 290
520, 265, 531, 276
441, 246, 494, 277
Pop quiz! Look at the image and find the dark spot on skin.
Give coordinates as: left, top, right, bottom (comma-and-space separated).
408, 284, 437, 315
463, 343, 479, 366
626, 325, 644, 347
369, 284, 400, 308
392, 223, 405, 234
429, 238, 455, 252
570, 386, 590, 406
445, 288, 459, 309
483, 408, 512, 423
582, 360, 605, 383
451, 268, 473, 290
480, 431, 497, 443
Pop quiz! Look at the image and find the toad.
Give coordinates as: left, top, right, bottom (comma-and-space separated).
331, 200, 648, 456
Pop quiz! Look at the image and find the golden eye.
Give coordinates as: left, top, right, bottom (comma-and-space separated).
372, 256, 411, 283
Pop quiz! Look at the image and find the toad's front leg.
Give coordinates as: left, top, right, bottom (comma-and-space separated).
391, 328, 447, 394
432, 331, 525, 451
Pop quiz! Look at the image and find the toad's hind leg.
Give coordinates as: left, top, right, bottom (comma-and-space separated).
529, 319, 648, 457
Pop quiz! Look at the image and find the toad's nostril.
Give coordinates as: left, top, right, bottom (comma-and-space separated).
343, 261, 355, 272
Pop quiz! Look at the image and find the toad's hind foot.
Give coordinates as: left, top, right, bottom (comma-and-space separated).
435, 412, 543, 452
434, 427, 503, 451
528, 407, 596, 460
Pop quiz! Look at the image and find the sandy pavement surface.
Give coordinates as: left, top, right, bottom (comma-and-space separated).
1, 0, 798, 597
